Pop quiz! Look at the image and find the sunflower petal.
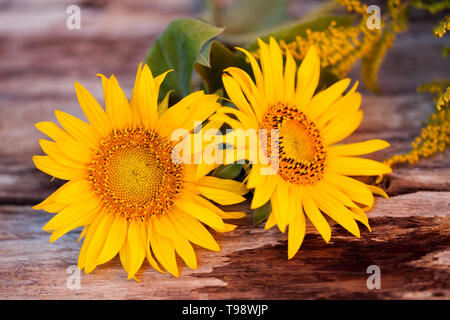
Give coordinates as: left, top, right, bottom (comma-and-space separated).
308, 187, 360, 238
251, 174, 277, 209
288, 210, 306, 259
43, 197, 98, 231
295, 45, 320, 110
325, 173, 374, 208
74, 81, 111, 136
197, 186, 246, 205
168, 208, 220, 252
156, 216, 197, 269
77, 210, 105, 270
150, 228, 179, 277
328, 139, 390, 157
84, 212, 115, 273
48, 200, 100, 243
126, 220, 147, 279
96, 214, 128, 265
33, 155, 85, 180
134, 64, 159, 129
328, 157, 392, 176
264, 211, 277, 230
302, 192, 331, 242
146, 220, 165, 273
197, 176, 248, 195
175, 197, 225, 230
39, 139, 85, 169
307, 78, 350, 120
35, 121, 72, 142
97, 74, 132, 129
158, 91, 220, 137
54, 110, 100, 149
271, 178, 289, 233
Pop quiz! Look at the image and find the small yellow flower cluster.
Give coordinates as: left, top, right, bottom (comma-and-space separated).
278, 20, 381, 78
336, 0, 367, 15
437, 87, 450, 110
252, 0, 412, 92
384, 82, 450, 167
255, 0, 384, 80
418, 80, 450, 108
255, 0, 386, 77
384, 109, 450, 166
274, 0, 381, 77
434, 15, 449, 38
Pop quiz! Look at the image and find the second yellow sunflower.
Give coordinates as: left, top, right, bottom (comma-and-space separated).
214, 37, 391, 259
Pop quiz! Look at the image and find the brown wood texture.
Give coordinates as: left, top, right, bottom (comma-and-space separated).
0, 0, 449, 299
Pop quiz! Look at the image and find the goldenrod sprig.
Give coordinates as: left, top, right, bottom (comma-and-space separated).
384, 81, 450, 167
433, 15, 450, 37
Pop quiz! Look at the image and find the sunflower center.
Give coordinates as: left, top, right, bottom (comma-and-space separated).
260, 103, 327, 185
87, 128, 183, 220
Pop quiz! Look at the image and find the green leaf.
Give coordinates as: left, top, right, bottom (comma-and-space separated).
194, 41, 252, 94
211, 164, 242, 179
246, 15, 355, 51
223, 0, 289, 34
145, 18, 223, 98
200, 0, 288, 36
253, 201, 272, 225
195, 40, 214, 67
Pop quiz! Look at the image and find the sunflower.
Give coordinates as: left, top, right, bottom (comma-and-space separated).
33, 63, 248, 279
213, 37, 391, 259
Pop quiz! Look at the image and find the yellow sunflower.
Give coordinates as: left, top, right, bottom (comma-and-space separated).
214, 37, 391, 259
33, 63, 248, 279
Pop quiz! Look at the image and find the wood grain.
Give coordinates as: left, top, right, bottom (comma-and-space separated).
0, 192, 448, 299
0, 0, 449, 299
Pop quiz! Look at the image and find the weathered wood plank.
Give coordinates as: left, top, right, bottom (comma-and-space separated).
0, 0, 448, 300
0, 192, 448, 299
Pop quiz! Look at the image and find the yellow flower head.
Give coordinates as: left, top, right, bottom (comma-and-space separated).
33, 63, 247, 279
217, 37, 392, 259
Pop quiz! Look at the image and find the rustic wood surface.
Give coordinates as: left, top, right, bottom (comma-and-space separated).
0, 0, 449, 299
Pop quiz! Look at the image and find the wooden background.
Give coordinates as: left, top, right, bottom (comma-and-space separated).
0, 0, 449, 299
